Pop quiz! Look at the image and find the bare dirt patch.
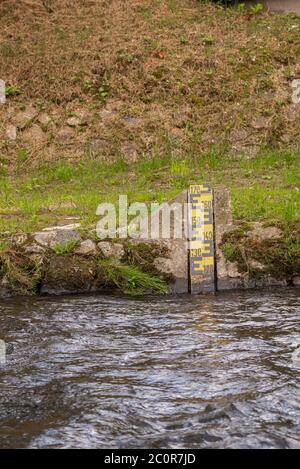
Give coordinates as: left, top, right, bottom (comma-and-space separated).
1, 0, 300, 172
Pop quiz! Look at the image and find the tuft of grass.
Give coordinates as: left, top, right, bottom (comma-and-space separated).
52, 239, 79, 255
0, 248, 42, 295
98, 259, 169, 296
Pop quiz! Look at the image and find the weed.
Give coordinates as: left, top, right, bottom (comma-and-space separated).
98, 259, 168, 296
5, 86, 20, 97
18, 148, 28, 163
0, 248, 42, 295
250, 3, 264, 15
52, 239, 79, 255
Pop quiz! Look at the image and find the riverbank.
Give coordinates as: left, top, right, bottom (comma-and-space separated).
0, 1, 299, 295
0, 212, 299, 297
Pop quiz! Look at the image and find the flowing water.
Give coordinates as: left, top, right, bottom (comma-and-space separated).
0, 290, 299, 449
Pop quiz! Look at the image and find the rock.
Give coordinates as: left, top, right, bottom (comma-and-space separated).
34, 229, 81, 248
41, 256, 97, 295
89, 139, 109, 156
66, 117, 81, 127
6, 125, 17, 141
48, 201, 76, 212
75, 110, 90, 125
153, 257, 173, 274
232, 145, 259, 158
43, 224, 81, 231
14, 106, 38, 129
56, 127, 75, 143
255, 276, 287, 288
251, 116, 270, 129
249, 259, 266, 271
34, 231, 55, 247
24, 243, 46, 254
121, 142, 138, 163
168, 128, 184, 142
99, 100, 123, 121
214, 186, 244, 291
0, 276, 11, 297
155, 239, 187, 294
38, 113, 51, 126
75, 240, 97, 256
22, 124, 46, 144
230, 128, 248, 143
146, 190, 189, 294
280, 133, 290, 144
293, 276, 300, 286
123, 116, 138, 125
248, 223, 282, 241
10, 234, 28, 246
49, 229, 81, 249
226, 261, 241, 278
99, 108, 117, 120
98, 241, 125, 261
214, 186, 233, 234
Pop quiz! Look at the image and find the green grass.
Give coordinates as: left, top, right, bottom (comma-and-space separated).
98, 259, 169, 296
52, 239, 80, 255
0, 147, 299, 235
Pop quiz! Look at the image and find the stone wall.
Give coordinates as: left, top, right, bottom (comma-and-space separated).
0, 187, 299, 298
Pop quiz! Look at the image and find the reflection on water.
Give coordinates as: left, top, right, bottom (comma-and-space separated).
0, 290, 299, 449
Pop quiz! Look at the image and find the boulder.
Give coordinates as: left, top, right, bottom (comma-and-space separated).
98, 241, 125, 261
33, 231, 55, 247
22, 124, 46, 144
293, 276, 300, 286
6, 125, 17, 141
41, 255, 97, 295
56, 127, 75, 143
24, 243, 46, 254
48, 201, 76, 212
214, 186, 243, 290
14, 106, 38, 129
248, 223, 282, 241
34, 229, 81, 248
75, 240, 97, 256
38, 113, 52, 126
121, 142, 138, 163
66, 117, 81, 127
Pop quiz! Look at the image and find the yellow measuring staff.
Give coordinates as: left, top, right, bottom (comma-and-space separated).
189, 184, 215, 293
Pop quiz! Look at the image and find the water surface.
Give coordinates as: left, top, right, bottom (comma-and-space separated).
0, 290, 299, 449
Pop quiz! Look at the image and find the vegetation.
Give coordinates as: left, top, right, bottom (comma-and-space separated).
52, 239, 79, 255
0, 247, 42, 295
0, 147, 298, 236
0, 0, 299, 277
98, 259, 169, 296
221, 222, 300, 279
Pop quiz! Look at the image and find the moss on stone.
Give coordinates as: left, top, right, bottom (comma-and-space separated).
42, 253, 97, 294
221, 223, 300, 281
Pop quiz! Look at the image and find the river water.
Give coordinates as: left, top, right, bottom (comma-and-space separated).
0, 290, 299, 449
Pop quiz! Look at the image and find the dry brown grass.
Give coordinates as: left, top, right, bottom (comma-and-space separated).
1, 0, 300, 172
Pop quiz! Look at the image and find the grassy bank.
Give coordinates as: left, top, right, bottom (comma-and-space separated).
0, 146, 299, 234
0, 0, 299, 237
